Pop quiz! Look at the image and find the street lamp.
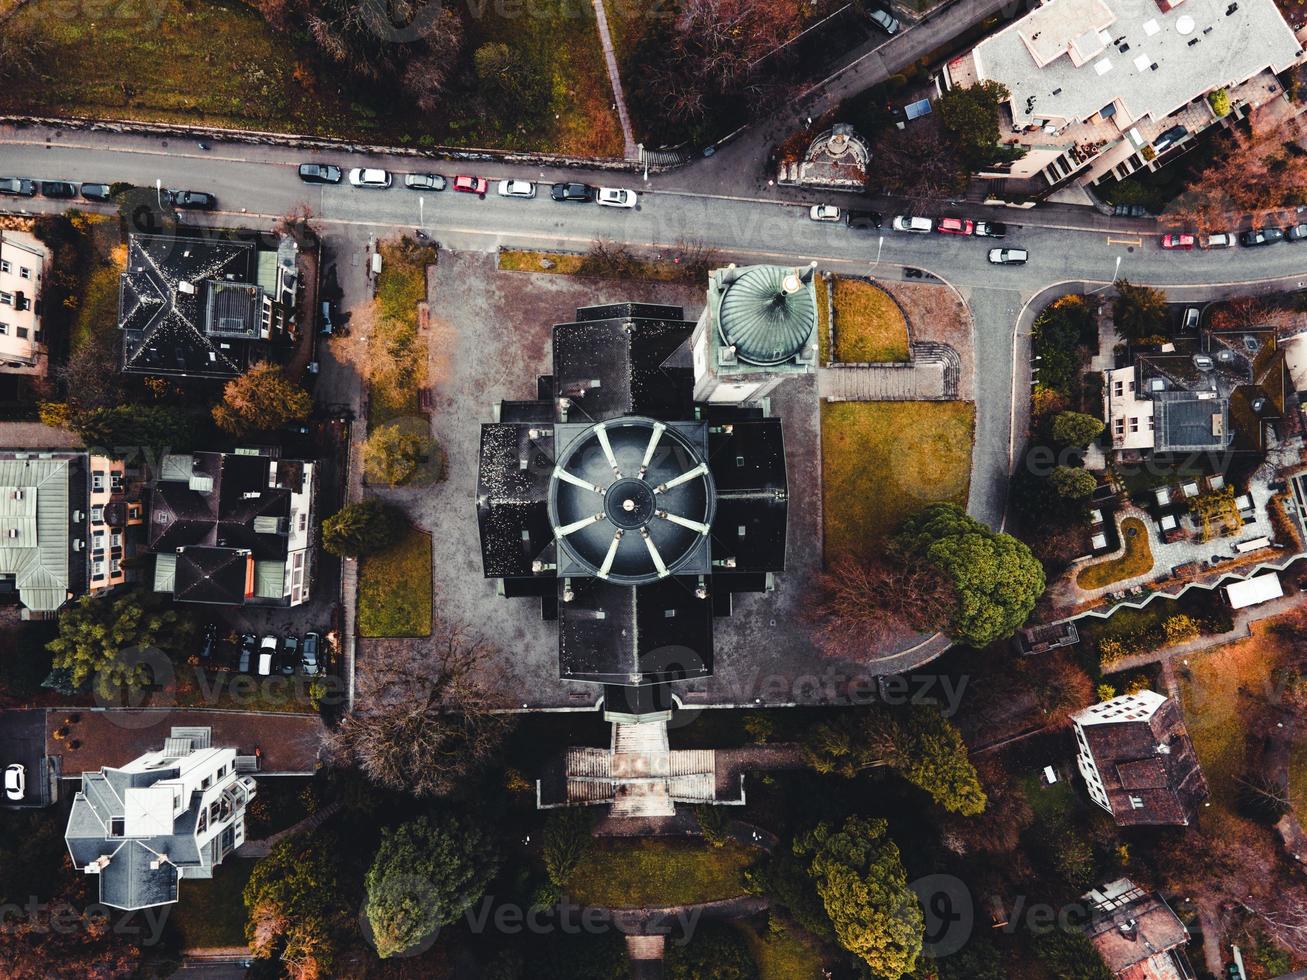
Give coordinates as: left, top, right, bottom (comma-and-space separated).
870, 235, 884, 272
418, 196, 424, 229
155, 178, 162, 207
1089, 255, 1122, 293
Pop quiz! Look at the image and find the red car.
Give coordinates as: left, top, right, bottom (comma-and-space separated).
937, 217, 975, 235
1161, 233, 1195, 250
453, 175, 488, 195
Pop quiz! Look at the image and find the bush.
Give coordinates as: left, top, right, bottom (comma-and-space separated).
322, 500, 405, 557
1208, 88, 1231, 117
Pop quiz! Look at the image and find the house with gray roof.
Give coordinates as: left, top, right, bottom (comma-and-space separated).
0, 451, 89, 617
64, 726, 257, 910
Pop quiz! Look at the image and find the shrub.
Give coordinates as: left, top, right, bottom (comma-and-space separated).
1208, 88, 1231, 117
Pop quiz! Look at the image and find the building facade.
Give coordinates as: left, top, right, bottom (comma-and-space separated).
0, 230, 47, 374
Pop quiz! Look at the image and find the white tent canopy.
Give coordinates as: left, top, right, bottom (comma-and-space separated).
1224, 573, 1283, 610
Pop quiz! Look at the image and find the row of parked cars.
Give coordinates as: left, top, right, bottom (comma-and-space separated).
0, 177, 217, 209
890, 214, 1029, 265
237, 632, 322, 678
300, 164, 638, 208
1160, 224, 1307, 250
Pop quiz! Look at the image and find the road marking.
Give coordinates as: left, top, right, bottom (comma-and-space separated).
1107, 236, 1143, 246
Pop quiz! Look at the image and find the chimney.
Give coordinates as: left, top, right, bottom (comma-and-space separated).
1119, 918, 1138, 941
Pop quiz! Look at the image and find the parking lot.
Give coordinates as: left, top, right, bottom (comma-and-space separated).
0, 709, 56, 808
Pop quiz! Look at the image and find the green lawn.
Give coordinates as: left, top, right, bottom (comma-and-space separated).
820, 401, 975, 558
358, 528, 433, 638
831, 278, 910, 363
169, 857, 255, 950
566, 839, 755, 909
1075, 517, 1153, 591
368, 239, 435, 429
738, 919, 831, 979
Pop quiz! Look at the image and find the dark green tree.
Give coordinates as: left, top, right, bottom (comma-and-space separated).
1051, 411, 1106, 448
665, 920, 759, 980
542, 808, 593, 888
1113, 279, 1169, 342
71, 404, 197, 456
939, 935, 1005, 980
364, 812, 501, 958
321, 499, 405, 557
244, 832, 342, 978
796, 816, 923, 977
937, 80, 1012, 169
1034, 929, 1114, 980
895, 503, 1046, 647
1050, 465, 1098, 500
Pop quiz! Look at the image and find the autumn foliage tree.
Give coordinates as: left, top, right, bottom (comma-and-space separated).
1168, 118, 1307, 230
808, 553, 957, 657
212, 362, 312, 436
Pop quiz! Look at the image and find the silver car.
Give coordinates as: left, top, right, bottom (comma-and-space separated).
868, 7, 900, 33
348, 168, 392, 189
497, 179, 536, 198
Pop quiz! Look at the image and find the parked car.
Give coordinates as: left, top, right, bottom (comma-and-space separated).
1182, 307, 1201, 331
239, 633, 256, 673
4, 764, 24, 802
845, 209, 882, 229
80, 183, 113, 202
348, 168, 392, 189
170, 190, 216, 210
868, 7, 900, 33
1161, 233, 1195, 250
550, 182, 595, 203
404, 173, 447, 191
199, 623, 217, 660
809, 204, 842, 222
320, 300, 334, 336
40, 181, 77, 198
988, 247, 1029, 265
1152, 125, 1188, 152
258, 635, 277, 677
597, 187, 637, 209
280, 635, 299, 676
301, 632, 321, 676
891, 215, 933, 233
1112, 203, 1148, 217
937, 217, 974, 235
1285, 222, 1307, 242
497, 179, 536, 198
974, 221, 1006, 238
453, 175, 489, 195
1240, 227, 1285, 247
1204, 232, 1235, 248
298, 163, 342, 184
0, 178, 36, 196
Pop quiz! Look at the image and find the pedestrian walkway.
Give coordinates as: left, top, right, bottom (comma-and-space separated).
236, 799, 343, 858
590, 0, 639, 161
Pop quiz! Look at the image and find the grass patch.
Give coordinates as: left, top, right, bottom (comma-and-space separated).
499, 249, 587, 276
70, 225, 124, 353
1019, 770, 1080, 824
738, 919, 831, 979
1075, 517, 1153, 591
566, 838, 754, 908
832, 278, 909, 363
820, 401, 975, 559
169, 857, 255, 950
816, 272, 831, 365
358, 528, 433, 638
367, 239, 435, 429
496, 247, 713, 284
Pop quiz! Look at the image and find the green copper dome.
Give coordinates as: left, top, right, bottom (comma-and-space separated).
717, 265, 816, 367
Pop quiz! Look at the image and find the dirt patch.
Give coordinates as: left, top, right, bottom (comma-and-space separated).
877, 279, 975, 400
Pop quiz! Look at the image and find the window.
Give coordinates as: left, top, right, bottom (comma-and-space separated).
298, 514, 307, 532
111, 531, 121, 547
15, 327, 26, 340
92, 559, 104, 578
1129, 418, 1139, 433
1129, 795, 1144, 809
110, 558, 120, 575
0, 259, 9, 274
0, 292, 10, 306
1115, 418, 1125, 435
0, 323, 7, 336
92, 471, 105, 491
1114, 380, 1124, 397
91, 505, 104, 523
18, 267, 30, 280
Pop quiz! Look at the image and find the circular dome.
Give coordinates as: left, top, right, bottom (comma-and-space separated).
1176, 14, 1194, 33
549, 418, 715, 585
718, 265, 816, 366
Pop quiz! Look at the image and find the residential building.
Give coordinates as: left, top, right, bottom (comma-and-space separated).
150, 450, 316, 606
946, 0, 1302, 192
476, 296, 791, 723
87, 456, 145, 596
118, 233, 300, 379
1081, 879, 1195, 980
64, 727, 258, 910
0, 230, 47, 373
0, 451, 88, 617
1102, 328, 1286, 458
1072, 690, 1209, 825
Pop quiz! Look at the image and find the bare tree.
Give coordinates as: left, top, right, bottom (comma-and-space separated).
808, 554, 956, 659
1238, 896, 1307, 958
324, 626, 515, 798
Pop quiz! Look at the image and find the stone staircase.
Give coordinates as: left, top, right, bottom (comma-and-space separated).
611, 721, 674, 817
817, 341, 961, 401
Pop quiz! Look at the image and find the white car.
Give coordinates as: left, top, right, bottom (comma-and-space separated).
596, 187, 637, 208
1205, 232, 1235, 249
497, 179, 536, 198
988, 247, 1028, 265
4, 763, 25, 801
809, 204, 842, 222
892, 215, 933, 234
258, 635, 277, 677
347, 168, 392, 189
868, 7, 900, 33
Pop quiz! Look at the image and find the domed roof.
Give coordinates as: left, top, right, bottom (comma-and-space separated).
718, 265, 816, 367
549, 418, 715, 586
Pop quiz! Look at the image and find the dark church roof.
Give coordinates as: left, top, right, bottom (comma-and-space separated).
476, 302, 789, 717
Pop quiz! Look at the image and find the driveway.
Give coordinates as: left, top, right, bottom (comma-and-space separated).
0, 709, 56, 808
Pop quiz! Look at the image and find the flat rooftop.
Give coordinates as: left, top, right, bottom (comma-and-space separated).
975, 0, 1301, 129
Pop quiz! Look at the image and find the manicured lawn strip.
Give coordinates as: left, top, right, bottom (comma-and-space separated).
497, 248, 713, 283
816, 272, 831, 365
1075, 517, 1153, 590
170, 857, 255, 949
832, 278, 909, 363
738, 919, 831, 979
358, 528, 433, 638
820, 401, 975, 559
566, 838, 754, 908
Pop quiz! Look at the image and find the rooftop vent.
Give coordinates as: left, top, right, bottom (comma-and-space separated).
178, 281, 195, 295
1193, 354, 1213, 370
1252, 396, 1267, 413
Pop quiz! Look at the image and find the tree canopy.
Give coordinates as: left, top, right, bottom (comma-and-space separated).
895, 503, 1046, 647
796, 816, 922, 977
1112, 280, 1169, 342
1051, 411, 1105, 449
1034, 929, 1114, 980
59, 403, 197, 456
212, 362, 312, 436
808, 553, 956, 657
1050, 465, 1097, 500
938, 81, 1011, 170
46, 590, 193, 698
363, 424, 428, 487
321, 499, 405, 557
365, 812, 501, 958
244, 832, 343, 979
665, 920, 759, 980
